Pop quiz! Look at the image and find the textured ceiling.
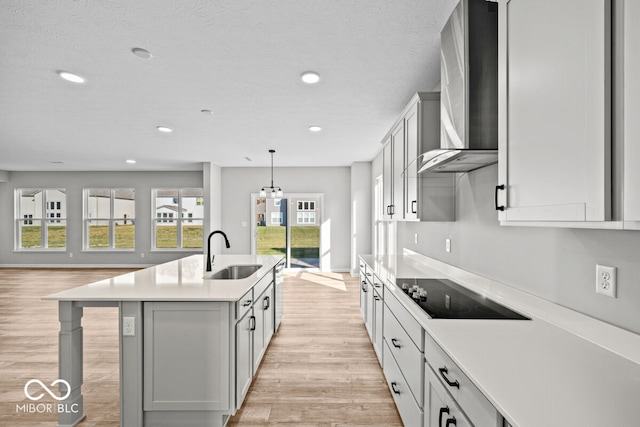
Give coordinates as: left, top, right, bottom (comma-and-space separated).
0, 0, 457, 171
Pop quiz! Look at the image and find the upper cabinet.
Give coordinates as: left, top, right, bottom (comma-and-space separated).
497, 0, 612, 224
381, 93, 455, 222
623, 0, 640, 227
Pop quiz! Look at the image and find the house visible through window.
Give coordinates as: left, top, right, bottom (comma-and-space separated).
297, 201, 315, 211
15, 188, 67, 249
271, 212, 283, 225
153, 188, 204, 249
84, 188, 135, 249
297, 211, 316, 224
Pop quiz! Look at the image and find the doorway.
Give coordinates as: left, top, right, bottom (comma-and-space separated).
251, 193, 323, 269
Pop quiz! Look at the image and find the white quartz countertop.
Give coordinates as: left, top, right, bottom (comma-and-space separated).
360, 253, 640, 427
44, 254, 283, 302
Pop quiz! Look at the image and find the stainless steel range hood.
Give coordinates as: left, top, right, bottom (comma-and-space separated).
419, 0, 498, 174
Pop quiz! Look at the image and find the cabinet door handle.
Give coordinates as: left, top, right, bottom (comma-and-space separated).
263, 296, 270, 310
439, 367, 460, 389
243, 299, 253, 307
386, 205, 391, 215
391, 338, 401, 348
411, 200, 417, 213
373, 296, 380, 301
250, 315, 256, 331
445, 417, 457, 427
390, 382, 400, 394
439, 406, 450, 427
390, 204, 395, 215
362, 284, 368, 292
495, 184, 505, 211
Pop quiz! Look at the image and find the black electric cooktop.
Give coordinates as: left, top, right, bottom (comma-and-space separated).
395, 278, 530, 320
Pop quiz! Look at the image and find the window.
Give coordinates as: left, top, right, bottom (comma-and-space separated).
297, 212, 316, 224
297, 201, 315, 211
271, 212, 283, 225
274, 199, 281, 207
153, 188, 204, 249
15, 189, 67, 249
84, 188, 135, 250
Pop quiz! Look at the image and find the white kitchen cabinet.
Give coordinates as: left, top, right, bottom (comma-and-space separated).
497, 0, 612, 224
382, 136, 393, 220
235, 308, 253, 407
623, 0, 640, 226
143, 302, 230, 411
253, 283, 274, 372
381, 92, 454, 222
425, 364, 472, 427
404, 93, 455, 222
371, 274, 384, 365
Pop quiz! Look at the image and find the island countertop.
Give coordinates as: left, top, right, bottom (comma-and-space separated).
44, 254, 283, 302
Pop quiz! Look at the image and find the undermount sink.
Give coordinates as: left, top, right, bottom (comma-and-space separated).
205, 264, 262, 280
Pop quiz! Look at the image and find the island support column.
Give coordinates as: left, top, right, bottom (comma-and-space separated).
58, 301, 85, 427
120, 301, 144, 426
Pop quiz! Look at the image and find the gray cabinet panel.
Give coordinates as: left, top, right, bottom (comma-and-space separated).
143, 302, 230, 411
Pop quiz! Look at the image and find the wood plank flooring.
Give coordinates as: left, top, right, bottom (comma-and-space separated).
0, 268, 401, 427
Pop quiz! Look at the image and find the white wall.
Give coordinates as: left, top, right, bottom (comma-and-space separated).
397, 164, 640, 335
0, 171, 203, 266
350, 162, 372, 275
221, 167, 351, 271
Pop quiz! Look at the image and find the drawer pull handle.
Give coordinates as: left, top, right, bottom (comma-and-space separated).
439, 367, 460, 389
495, 184, 505, 211
445, 417, 457, 427
374, 296, 380, 301
439, 406, 450, 427
411, 200, 417, 213
390, 382, 400, 395
243, 299, 252, 307
263, 296, 270, 310
391, 338, 401, 348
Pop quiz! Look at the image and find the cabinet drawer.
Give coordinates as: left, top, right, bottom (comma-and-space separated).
424, 332, 498, 426
384, 287, 424, 351
425, 362, 472, 427
253, 271, 273, 301
383, 305, 423, 404
235, 289, 253, 320
383, 341, 424, 427
371, 273, 384, 295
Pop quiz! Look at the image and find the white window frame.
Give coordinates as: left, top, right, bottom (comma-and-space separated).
152, 188, 204, 250
14, 188, 67, 250
296, 211, 316, 224
83, 188, 135, 251
297, 200, 315, 211
271, 212, 283, 225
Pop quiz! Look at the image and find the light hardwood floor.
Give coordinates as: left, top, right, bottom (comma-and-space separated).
0, 268, 401, 427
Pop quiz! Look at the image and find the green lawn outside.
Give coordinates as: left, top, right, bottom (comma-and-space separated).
257, 226, 319, 258
19, 224, 203, 249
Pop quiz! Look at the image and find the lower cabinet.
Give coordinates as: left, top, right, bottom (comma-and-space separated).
143, 302, 231, 411
235, 309, 254, 406
372, 285, 383, 364
425, 365, 472, 427
383, 341, 424, 426
142, 274, 277, 425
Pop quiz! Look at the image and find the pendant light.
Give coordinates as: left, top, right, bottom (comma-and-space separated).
259, 149, 283, 198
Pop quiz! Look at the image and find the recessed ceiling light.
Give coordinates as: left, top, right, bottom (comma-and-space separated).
244, 157, 252, 162
57, 70, 85, 84
156, 126, 173, 133
48, 161, 64, 164
309, 125, 322, 132
301, 71, 320, 84
131, 47, 153, 59
201, 109, 214, 115
126, 159, 137, 164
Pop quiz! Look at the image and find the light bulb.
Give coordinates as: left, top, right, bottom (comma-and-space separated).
276, 190, 283, 198
260, 189, 266, 197
270, 190, 276, 198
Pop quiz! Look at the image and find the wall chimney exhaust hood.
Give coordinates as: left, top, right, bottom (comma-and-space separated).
419, 0, 498, 174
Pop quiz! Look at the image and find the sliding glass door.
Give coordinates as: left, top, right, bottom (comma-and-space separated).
252, 194, 322, 269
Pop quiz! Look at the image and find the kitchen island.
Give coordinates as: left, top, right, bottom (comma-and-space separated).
44, 254, 283, 427
360, 250, 640, 427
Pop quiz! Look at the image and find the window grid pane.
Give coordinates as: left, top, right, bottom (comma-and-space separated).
153, 188, 204, 249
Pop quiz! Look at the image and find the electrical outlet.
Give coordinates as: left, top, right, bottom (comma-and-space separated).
69, 252, 73, 258
123, 317, 135, 336
596, 265, 617, 298
141, 252, 145, 258
414, 233, 419, 244
445, 238, 451, 253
